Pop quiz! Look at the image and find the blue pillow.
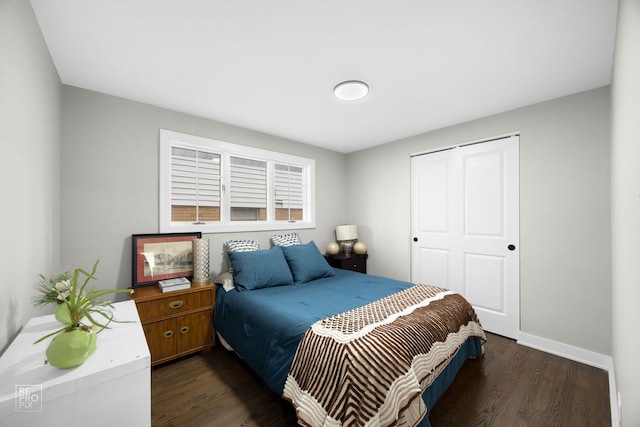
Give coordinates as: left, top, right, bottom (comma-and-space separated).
228, 246, 294, 291
281, 241, 336, 283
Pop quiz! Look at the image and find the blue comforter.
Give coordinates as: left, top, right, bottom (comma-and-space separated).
215, 268, 416, 394
214, 268, 484, 426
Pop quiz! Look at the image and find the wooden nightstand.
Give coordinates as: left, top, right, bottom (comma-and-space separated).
129, 282, 214, 365
324, 253, 368, 274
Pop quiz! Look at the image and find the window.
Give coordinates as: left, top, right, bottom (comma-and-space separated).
160, 130, 315, 233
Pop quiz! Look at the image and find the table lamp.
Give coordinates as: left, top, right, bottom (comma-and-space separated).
336, 224, 358, 256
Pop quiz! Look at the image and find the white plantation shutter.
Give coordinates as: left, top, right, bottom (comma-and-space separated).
229, 157, 267, 221
230, 157, 267, 208
275, 164, 304, 221
170, 147, 220, 222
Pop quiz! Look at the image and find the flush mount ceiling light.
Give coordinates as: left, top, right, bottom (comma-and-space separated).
334, 80, 369, 101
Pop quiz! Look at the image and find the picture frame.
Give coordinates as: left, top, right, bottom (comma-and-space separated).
132, 232, 202, 288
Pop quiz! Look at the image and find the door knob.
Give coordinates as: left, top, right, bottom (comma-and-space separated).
508, 244, 516, 251
413, 237, 418, 242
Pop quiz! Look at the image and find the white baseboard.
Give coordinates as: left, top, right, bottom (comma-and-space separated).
609, 365, 620, 426
517, 332, 619, 426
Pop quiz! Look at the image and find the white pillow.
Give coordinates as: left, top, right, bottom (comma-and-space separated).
224, 239, 260, 252
212, 271, 235, 292
271, 232, 301, 247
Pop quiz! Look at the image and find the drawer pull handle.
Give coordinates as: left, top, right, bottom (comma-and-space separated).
169, 300, 184, 309
180, 326, 189, 334
164, 330, 173, 338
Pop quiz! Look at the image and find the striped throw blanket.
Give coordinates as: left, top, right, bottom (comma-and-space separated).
283, 284, 486, 427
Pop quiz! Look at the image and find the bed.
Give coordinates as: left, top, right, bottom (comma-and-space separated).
214, 239, 486, 427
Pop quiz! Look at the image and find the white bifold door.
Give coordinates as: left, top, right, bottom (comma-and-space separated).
410, 135, 519, 339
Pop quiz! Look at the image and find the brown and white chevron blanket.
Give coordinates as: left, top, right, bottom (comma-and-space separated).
282, 284, 486, 427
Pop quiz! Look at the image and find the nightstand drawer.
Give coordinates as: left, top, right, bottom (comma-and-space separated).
324, 254, 368, 274
142, 318, 176, 362
176, 310, 213, 355
135, 290, 212, 322
346, 257, 365, 272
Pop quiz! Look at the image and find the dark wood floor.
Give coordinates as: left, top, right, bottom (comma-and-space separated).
151, 333, 610, 426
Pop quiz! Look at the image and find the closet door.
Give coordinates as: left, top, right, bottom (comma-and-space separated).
411, 135, 519, 338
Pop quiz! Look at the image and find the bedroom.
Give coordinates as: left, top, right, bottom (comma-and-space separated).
1, 0, 638, 426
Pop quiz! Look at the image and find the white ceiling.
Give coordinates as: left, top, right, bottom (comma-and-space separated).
30, 0, 618, 153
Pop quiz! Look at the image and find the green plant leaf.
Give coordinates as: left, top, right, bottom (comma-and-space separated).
33, 259, 134, 344
33, 326, 67, 344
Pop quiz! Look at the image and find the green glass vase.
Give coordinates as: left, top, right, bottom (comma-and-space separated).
46, 328, 97, 369
54, 303, 72, 324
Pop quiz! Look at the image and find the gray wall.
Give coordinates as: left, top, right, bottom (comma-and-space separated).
346, 87, 612, 355
0, 0, 63, 352
611, 0, 640, 424
61, 86, 347, 294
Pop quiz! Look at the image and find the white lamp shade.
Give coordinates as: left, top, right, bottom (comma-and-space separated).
336, 224, 358, 241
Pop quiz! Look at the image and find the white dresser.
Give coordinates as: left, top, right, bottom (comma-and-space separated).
0, 300, 151, 427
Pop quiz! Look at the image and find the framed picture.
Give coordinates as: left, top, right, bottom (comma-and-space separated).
132, 232, 202, 287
